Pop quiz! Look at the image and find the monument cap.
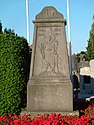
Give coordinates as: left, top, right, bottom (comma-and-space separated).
33, 6, 66, 24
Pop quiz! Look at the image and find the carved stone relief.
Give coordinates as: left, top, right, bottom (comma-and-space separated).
34, 26, 67, 76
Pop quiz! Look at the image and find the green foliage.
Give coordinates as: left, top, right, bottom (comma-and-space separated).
4, 28, 15, 35
86, 17, 94, 61
0, 30, 29, 115
0, 21, 2, 33
75, 53, 80, 63
80, 51, 86, 54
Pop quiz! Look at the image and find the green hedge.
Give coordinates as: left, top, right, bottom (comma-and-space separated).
0, 32, 29, 115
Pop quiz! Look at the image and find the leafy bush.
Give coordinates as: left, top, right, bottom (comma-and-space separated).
0, 31, 29, 115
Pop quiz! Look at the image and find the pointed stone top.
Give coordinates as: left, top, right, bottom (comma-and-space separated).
36, 6, 64, 19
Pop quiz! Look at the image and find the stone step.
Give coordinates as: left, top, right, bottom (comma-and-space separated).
20, 110, 79, 118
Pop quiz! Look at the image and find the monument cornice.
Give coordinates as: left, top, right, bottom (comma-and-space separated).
33, 19, 66, 25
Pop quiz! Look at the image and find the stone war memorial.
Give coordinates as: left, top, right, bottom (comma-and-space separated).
27, 6, 73, 112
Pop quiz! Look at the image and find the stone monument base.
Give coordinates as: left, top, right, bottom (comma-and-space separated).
27, 77, 73, 112
21, 111, 79, 118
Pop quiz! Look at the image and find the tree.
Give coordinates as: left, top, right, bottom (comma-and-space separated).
4, 28, 15, 35
0, 28, 29, 115
0, 21, 2, 33
86, 17, 94, 61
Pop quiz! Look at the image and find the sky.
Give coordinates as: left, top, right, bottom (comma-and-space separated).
0, 0, 94, 54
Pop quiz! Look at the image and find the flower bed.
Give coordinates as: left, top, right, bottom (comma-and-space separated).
0, 100, 94, 125
0, 105, 94, 125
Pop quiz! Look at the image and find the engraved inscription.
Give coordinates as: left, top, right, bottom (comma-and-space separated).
44, 8, 56, 18
38, 27, 46, 36
54, 27, 61, 36
54, 27, 61, 32
38, 27, 61, 37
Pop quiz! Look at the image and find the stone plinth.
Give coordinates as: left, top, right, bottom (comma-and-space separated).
27, 77, 73, 112
27, 6, 73, 112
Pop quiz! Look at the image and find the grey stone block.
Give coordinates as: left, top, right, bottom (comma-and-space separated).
27, 81, 73, 112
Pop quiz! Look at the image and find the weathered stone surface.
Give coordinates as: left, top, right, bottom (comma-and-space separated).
27, 83, 72, 112
20, 111, 79, 118
27, 6, 73, 112
36, 6, 64, 19
78, 59, 94, 98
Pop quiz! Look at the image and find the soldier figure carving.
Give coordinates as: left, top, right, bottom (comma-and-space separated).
38, 27, 59, 74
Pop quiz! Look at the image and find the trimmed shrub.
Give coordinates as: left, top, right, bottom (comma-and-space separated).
0, 31, 29, 115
